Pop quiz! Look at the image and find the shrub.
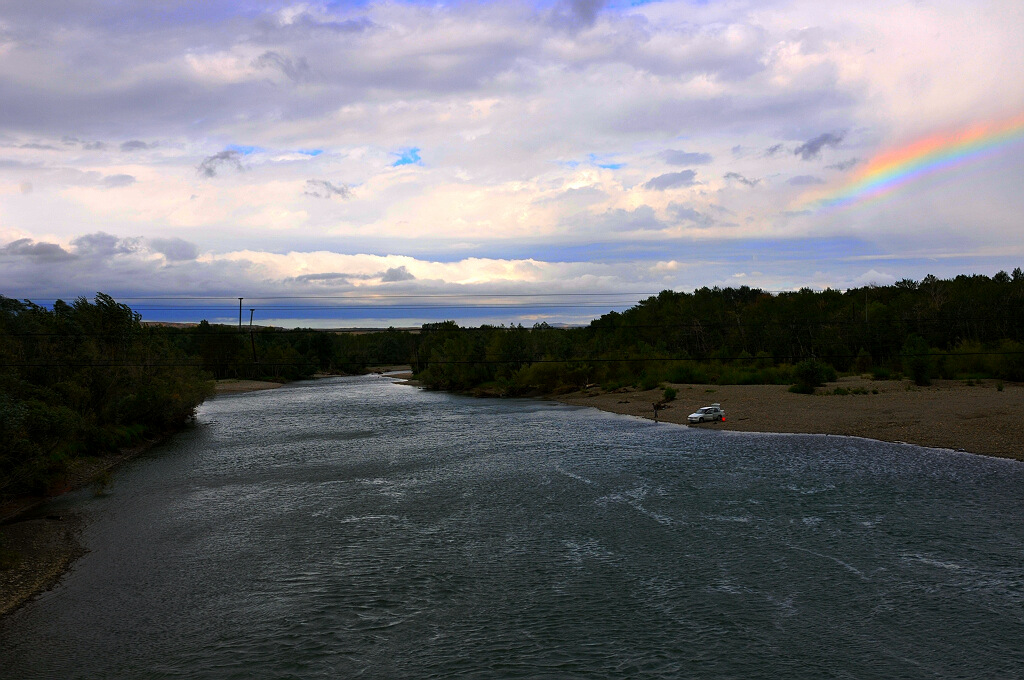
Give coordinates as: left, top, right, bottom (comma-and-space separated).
901, 334, 934, 386
663, 387, 677, 402
871, 366, 892, 380
639, 373, 661, 391
854, 347, 873, 373
791, 359, 837, 393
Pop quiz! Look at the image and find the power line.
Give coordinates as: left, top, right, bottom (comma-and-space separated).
2, 350, 1023, 369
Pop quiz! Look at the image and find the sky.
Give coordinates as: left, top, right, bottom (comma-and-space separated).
1, 0, 1023, 326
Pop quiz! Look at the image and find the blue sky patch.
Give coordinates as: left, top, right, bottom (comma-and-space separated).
392, 147, 422, 166
227, 144, 261, 155
588, 153, 624, 170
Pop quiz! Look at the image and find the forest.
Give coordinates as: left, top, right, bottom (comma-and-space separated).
2, 269, 1023, 500
412, 270, 1024, 394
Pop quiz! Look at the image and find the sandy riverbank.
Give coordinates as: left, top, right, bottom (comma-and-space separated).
214, 379, 285, 394
554, 376, 1023, 460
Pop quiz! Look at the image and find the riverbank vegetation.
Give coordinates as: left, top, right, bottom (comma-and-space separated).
3, 270, 1022, 499
0, 294, 214, 500
410, 271, 1024, 394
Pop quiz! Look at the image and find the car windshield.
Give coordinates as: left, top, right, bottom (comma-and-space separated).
699, 408, 712, 413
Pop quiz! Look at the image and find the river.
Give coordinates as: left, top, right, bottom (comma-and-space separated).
2, 375, 1023, 678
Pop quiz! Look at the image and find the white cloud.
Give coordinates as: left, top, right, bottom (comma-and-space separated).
0, 0, 1021, 322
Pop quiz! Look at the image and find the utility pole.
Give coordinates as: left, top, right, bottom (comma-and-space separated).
238, 298, 243, 331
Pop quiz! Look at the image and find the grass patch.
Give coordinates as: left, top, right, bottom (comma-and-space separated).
832, 387, 870, 395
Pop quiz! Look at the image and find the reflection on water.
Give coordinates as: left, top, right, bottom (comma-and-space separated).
2, 375, 1023, 679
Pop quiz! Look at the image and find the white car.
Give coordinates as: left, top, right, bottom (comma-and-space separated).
688, 403, 725, 423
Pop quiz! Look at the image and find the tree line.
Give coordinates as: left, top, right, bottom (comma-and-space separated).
2, 269, 1022, 498
410, 270, 1024, 393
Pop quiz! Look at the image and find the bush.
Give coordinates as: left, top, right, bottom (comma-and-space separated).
854, 348, 873, 373
791, 359, 837, 393
663, 387, 677, 402
901, 334, 933, 386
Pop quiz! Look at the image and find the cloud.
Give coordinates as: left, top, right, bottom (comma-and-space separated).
197, 149, 244, 177
549, 0, 607, 31
643, 170, 697, 190
724, 172, 759, 187
288, 272, 357, 284
120, 140, 150, 152
379, 265, 415, 282
660, 150, 713, 166
1, 238, 75, 262
101, 173, 136, 188
19, 181, 32, 194
83, 141, 107, 150
788, 175, 824, 186
149, 237, 199, 261
72, 232, 129, 256
667, 203, 713, 227
251, 51, 312, 83
19, 143, 57, 150
794, 132, 845, 160
765, 143, 785, 156
304, 179, 350, 199
827, 158, 860, 171
600, 206, 664, 231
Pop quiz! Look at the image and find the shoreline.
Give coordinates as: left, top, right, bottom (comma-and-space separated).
0, 373, 374, 617
552, 376, 1023, 461
5, 373, 1019, 618
0, 434, 176, 618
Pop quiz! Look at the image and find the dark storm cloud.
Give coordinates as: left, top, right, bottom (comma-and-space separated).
643, 170, 697, 191
304, 179, 350, 199
198, 150, 244, 178
101, 173, 136, 188
667, 203, 713, 227
549, 0, 608, 31
724, 172, 759, 187
120, 140, 151, 152
149, 237, 199, 261
379, 266, 415, 282
794, 132, 845, 160
252, 51, 312, 83
71, 232, 139, 256
788, 175, 824, 186
827, 158, 859, 171
1, 238, 76, 262
660, 150, 713, 166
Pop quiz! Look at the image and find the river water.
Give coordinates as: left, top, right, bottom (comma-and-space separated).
2, 375, 1023, 678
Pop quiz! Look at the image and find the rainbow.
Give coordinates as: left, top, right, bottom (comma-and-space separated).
799, 113, 1024, 211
